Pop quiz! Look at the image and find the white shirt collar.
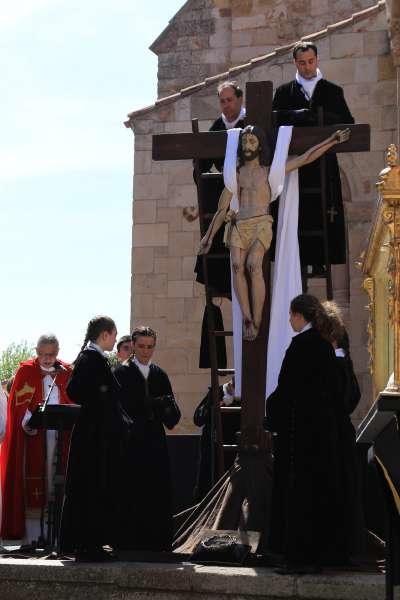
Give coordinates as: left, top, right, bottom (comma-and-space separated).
133, 356, 151, 379
335, 348, 346, 357
295, 68, 323, 100
85, 340, 105, 356
40, 365, 55, 373
221, 106, 246, 130
298, 322, 312, 334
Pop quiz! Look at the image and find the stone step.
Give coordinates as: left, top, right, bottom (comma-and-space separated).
0, 558, 393, 600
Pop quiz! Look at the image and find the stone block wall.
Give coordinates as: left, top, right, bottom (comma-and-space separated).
131, 7, 395, 432
154, 0, 379, 96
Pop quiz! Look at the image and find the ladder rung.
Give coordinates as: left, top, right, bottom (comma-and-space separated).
222, 444, 238, 451
220, 406, 241, 414
305, 272, 328, 279
217, 369, 234, 376
212, 330, 233, 337
199, 172, 223, 180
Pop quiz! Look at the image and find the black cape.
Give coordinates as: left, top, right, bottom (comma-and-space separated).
114, 361, 180, 551
199, 303, 227, 369
265, 328, 348, 565
272, 79, 354, 266
60, 349, 127, 553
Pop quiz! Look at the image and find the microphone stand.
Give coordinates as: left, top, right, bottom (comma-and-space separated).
38, 370, 59, 549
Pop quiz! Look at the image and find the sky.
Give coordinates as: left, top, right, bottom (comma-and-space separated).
0, 0, 184, 361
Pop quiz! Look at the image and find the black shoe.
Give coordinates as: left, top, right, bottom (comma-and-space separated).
76, 547, 118, 563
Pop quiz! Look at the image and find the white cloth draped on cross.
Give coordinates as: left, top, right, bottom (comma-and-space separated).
222, 126, 302, 400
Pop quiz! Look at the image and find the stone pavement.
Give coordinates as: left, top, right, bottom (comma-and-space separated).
0, 557, 395, 600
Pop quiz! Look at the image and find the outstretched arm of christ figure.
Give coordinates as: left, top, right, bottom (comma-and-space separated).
198, 187, 233, 254
285, 128, 350, 173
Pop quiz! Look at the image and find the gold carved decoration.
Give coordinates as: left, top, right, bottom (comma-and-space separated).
387, 144, 398, 167
363, 277, 375, 376
362, 145, 400, 396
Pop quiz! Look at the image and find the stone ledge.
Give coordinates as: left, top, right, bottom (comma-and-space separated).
0, 558, 391, 600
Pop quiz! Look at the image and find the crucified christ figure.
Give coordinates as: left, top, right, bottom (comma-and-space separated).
198, 124, 350, 341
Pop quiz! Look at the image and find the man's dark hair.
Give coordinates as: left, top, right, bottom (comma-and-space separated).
131, 326, 157, 344
292, 41, 318, 59
237, 125, 272, 167
117, 335, 132, 352
217, 80, 243, 99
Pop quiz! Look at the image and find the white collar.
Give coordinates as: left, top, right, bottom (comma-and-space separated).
295, 68, 323, 100
85, 340, 105, 356
40, 365, 55, 373
221, 106, 246, 130
335, 348, 346, 358
133, 357, 151, 379
299, 322, 312, 334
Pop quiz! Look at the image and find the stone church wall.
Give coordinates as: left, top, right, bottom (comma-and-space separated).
131, 6, 395, 432
154, 0, 380, 96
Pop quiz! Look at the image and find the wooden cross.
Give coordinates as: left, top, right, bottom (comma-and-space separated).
152, 81, 370, 451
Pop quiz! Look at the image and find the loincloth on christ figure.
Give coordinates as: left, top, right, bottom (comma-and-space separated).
224, 213, 273, 251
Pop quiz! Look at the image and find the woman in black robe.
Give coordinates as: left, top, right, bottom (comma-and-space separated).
60, 315, 128, 561
265, 294, 347, 573
114, 326, 181, 552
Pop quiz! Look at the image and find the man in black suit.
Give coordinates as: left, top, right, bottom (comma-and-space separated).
198, 80, 246, 174
272, 41, 354, 273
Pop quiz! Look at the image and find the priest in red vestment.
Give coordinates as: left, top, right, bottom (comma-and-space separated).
0, 334, 72, 542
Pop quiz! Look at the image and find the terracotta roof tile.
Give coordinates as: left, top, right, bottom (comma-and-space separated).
327, 17, 354, 32
180, 82, 206, 96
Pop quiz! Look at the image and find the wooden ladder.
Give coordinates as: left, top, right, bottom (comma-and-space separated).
192, 119, 239, 484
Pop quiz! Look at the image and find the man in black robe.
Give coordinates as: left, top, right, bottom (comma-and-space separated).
194, 80, 246, 298
197, 80, 246, 176
272, 41, 354, 272
194, 81, 246, 369
114, 326, 180, 552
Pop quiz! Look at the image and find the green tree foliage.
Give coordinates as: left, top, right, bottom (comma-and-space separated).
106, 351, 119, 370
0, 341, 35, 382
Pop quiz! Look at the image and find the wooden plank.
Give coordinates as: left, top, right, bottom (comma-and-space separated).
152, 131, 226, 161
290, 123, 370, 154
244, 81, 273, 134
152, 124, 370, 161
